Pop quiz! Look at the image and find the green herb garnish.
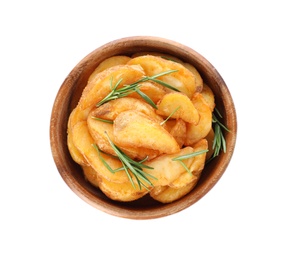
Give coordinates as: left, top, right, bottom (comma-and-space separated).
172, 150, 209, 175
160, 106, 181, 126
94, 132, 157, 190
208, 107, 230, 162
96, 70, 179, 108
172, 150, 209, 161
91, 116, 113, 124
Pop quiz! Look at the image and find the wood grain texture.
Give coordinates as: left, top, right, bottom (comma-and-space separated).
50, 36, 237, 219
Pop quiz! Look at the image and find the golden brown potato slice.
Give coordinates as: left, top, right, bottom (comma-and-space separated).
113, 110, 180, 155
68, 105, 92, 130
78, 64, 145, 110
132, 52, 183, 63
97, 176, 149, 202
67, 108, 89, 166
169, 139, 208, 189
185, 93, 212, 146
150, 182, 196, 203
127, 55, 197, 98
82, 165, 99, 188
156, 92, 199, 124
201, 83, 215, 111
127, 81, 166, 104
72, 121, 129, 184
87, 111, 159, 160
87, 113, 116, 155
88, 56, 131, 81
189, 139, 208, 177
90, 97, 162, 122
67, 130, 88, 166
143, 146, 195, 186
165, 119, 186, 148
148, 185, 166, 196
183, 63, 203, 92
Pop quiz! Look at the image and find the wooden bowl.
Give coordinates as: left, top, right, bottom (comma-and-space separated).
50, 36, 237, 219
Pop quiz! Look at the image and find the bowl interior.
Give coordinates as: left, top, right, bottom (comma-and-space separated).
50, 36, 237, 219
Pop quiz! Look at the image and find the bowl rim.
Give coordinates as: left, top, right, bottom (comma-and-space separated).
50, 36, 237, 219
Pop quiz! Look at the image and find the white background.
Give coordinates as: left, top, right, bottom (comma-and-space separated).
1, 0, 287, 259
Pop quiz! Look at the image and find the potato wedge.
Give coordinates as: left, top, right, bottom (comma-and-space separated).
201, 83, 215, 111
156, 92, 199, 124
148, 185, 166, 196
67, 108, 89, 165
169, 139, 208, 189
127, 55, 197, 98
72, 121, 129, 184
97, 176, 149, 202
183, 63, 203, 92
87, 113, 116, 155
165, 119, 186, 148
87, 111, 159, 160
113, 110, 180, 154
189, 139, 208, 177
67, 130, 88, 166
82, 165, 99, 188
143, 146, 195, 186
127, 81, 166, 103
90, 97, 162, 122
185, 93, 212, 146
79, 64, 145, 110
88, 56, 131, 81
150, 182, 196, 203
132, 52, 183, 64
68, 105, 92, 130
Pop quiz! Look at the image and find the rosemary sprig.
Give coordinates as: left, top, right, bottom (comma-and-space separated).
94, 132, 157, 190
160, 106, 180, 126
91, 116, 113, 124
208, 107, 230, 162
96, 70, 179, 108
96, 78, 138, 107
140, 69, 180, 92
135, 88, 157, 108
172, 150, 209, 161
172, 150, 208, 175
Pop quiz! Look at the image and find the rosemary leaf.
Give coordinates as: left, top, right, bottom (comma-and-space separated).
172, 150, 208, 176
178, 160, 193, 176
150, 69, 179, 78
160, 106, 180, 126
92, 144, 116, 173
138, 156, 149, 164
221, 131, 227, 153
172, 150, 208, 161
149, 78, 180, 92
133, 167, 154, 186
160, 56, 177, 62
112, 78, 123, 90
213, 108, 230, 132
207, 108, 230, 163
135, 89, 157, 109
123, 165, 135, 189
214, 107, 222, 118
138, 170, 158, 180
91, 116, 113, 124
